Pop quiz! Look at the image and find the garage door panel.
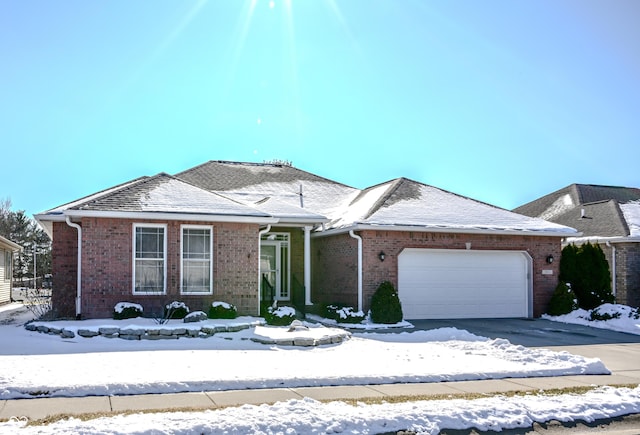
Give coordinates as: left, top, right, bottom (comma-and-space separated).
398, 249, 530, 319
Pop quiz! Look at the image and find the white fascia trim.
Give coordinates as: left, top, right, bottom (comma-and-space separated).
565, 235, 640, 244
312, 224, 580, 238
58, 210, 279, 224
0, 235, 22, 252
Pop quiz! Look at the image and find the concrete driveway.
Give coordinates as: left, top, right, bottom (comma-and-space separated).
402, 318, 640, 347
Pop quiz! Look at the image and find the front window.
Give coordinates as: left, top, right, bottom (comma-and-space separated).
181, 225, 213, 294
4, 251, 11, 282
133, 224, 166, 294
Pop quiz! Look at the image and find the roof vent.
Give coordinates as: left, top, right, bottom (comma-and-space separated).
580, 208, 586, 219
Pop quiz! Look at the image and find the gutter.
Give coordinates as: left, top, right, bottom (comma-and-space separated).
314, 224, 581, 239
65, 217, 82, 319
349, 230, 363, 312
38, 210, 279, 225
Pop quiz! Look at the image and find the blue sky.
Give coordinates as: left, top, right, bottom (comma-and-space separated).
2, 0, 639, 218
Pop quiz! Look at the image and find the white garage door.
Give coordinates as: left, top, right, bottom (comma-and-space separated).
398, 248, 531, 319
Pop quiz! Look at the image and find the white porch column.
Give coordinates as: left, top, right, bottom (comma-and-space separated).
304, 226, 312, 305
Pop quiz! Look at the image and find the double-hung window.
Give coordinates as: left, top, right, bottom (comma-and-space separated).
133, 224, 166, 294
181, 225, 213, 294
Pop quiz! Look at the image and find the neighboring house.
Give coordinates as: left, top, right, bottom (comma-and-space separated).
0, 235, 22, 305
514, 184, 640, 308
35, 161, 577, 320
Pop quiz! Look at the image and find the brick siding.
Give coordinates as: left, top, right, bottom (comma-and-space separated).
312, 231, 561, 317
603, 242, 640, 308
53, 218, 260, 319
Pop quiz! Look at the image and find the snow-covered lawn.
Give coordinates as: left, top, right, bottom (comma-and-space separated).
1, 303, 639, 434
0, 305, 609, 400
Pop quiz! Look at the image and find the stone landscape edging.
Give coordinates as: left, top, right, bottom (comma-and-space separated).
24, 320, 351, 347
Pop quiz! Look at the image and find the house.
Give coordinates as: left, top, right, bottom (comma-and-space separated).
0, 235, 22, 305
35, 161, 577, 320
514, 184, 640, 308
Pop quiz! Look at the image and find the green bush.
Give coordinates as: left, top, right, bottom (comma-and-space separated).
370, 281, 403, 324
546, 282, 578, 316
208, 301, 238, 319
113, 302, 143, 320
164, 301, 190, 319
323, 303, 365, 324
559, 242, 613, 310
264, 305, 296, 326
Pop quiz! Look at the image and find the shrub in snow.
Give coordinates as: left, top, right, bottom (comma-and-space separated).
323, 304, 365, 324
164, 301, 190, 319
559, 242, 614, 310
370, 281, 403, 324
208, 301, 238, 319
113, 302, 143, 320
264, 304, 296, 326
546, 281, 579, 316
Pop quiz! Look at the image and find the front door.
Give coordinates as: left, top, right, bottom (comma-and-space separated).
260, 233, 290, 302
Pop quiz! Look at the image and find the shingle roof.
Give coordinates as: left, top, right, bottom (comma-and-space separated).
57, 173, 272, 218
514, 183, 640, 238
329, 178, 576, 234
176, 160, 354, 191
176, 160, 359, 220
37, 160, 578, 237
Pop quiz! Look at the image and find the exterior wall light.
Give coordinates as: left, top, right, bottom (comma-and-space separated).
546, 255, 554, 264
378, 251, 386, 262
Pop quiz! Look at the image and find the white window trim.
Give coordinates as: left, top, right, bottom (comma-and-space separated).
180, 224, 214, 295
132, 223, 167, 295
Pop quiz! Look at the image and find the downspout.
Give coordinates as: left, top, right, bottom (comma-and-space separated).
257, 225, 272, 315
65, 216, 82, 319
606, 241, 617, 299
349, 230, 363, 312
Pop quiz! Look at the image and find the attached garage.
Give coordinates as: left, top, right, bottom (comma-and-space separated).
398, 248, 532, 319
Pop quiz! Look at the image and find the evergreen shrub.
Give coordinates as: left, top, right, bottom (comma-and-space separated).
546, 281, 578, 316
264, 305, 296, 326
559, 242, 614, 310
113, 302, 143, 320
208, 301, 238, 319
323, 303, 365, 324
370, 281, 403, 324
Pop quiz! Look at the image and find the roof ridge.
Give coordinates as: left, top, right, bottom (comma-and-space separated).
362, 178, 406, 220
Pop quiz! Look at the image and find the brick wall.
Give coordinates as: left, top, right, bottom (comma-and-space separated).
53, 218, 261, 319
614, 243, 640, 308
52, 222, 79, 318
312, 230, 561, 317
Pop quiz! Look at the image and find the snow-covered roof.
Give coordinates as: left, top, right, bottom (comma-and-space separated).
327, 178, 578, 236
36, 161, 578, 238
620, 201, 640, 238
35, 174, 278, 235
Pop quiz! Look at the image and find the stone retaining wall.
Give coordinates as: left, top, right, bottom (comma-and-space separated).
24, 322, 351, 347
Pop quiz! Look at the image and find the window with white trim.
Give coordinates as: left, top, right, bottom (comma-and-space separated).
133, 224, 166, 294
181, 225, 213, 294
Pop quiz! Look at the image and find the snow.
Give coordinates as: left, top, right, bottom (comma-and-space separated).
544, 303, 640, 335
211, 301, 233, 309
621, 200, 640, 237
329, 179, 578, 234
3, 387, 640, 434
0, 303, 636, 434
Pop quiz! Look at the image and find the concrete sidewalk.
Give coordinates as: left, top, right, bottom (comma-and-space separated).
1, 343, 640, 421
